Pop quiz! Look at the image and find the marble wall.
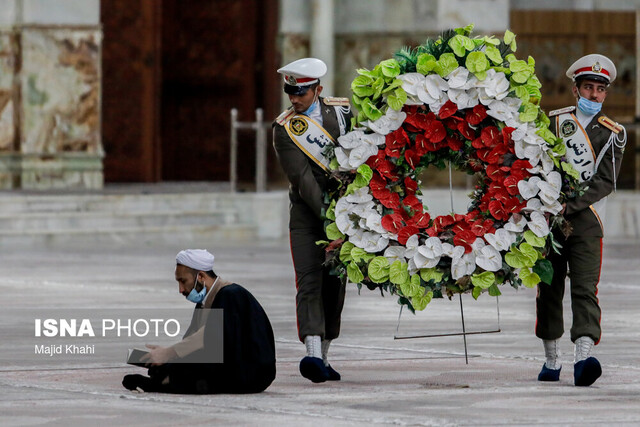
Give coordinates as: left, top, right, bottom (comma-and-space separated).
0, 0, 102, 190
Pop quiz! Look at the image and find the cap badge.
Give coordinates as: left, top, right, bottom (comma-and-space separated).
286, 75, 298, 85
592, 62, 602, 73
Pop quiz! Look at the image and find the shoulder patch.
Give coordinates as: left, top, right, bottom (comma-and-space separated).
275, 107, 295, 126
548, 106, 575, 117
323, 97, 350, 106
597, 115, 623, 134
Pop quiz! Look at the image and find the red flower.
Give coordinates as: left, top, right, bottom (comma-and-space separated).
457, 121, 476, 141
410, 211, 431, 228
447, 134, 463, 151
471, 137, 484, 149
369, 173, 387, 191
452, 220, 471, 234
404, 149, 420, 169
486, 165, 509, 182
504, 197, 525, 214
376, 159, 399, 180
427, 120, 447, 143
397, 225, 420, 245
404, 111, 435, 131
433, 215, 455, 233
501, 126, 515, 145
381, 213, 404, 234
503, 175, 521, 195
471, 219, 495, 236
378, 191, 400, 209
444, 117, 462, 130
404, 176, 418, 195
465, 104, 488, 125
481, 126, 502, 148
453, 230, 476, 254
438, 100, 458, 119
488, 200, 509, 221
414, 134, 429, 156
403, 195, 423, 213
366, 150, 386, 170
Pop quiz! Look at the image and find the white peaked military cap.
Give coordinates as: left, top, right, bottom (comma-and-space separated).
277, 58, 327, 95
566, 54, 617, 84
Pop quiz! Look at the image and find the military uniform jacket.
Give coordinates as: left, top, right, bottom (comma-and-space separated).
551, 110, 624, 237
273, 97, 352, 229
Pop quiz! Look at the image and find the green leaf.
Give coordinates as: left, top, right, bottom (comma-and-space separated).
524, 230, 546, 247
419, 267, 444, 283
416, 53, 437, 75
361, 98, 384, 121
351, 75, 374, 97
372, 77, 385, 100
504, 29, 516, 45
434, 53, 459, 77
351, 247, 369, 263
519, 103, 538, 122
533, 258, 554, 285
368, 256, 390, 283
448, 34, 474, 57
389, 260, 410, 286
347, 262, 364, 284
551, 141, 567, 156
519, 242, 539, 267
325, 222, 345, 240
519, 267, 541, 288
488, 283, 502, 297
380, 59, 401, 78
472, 286, 482, 300
527, 74, 542, 88
356, 68, 377, 78
382, 78, 403, 93
485, 45, 503, 64
326, 199, 336, 220
466, 51, 489, 74
411, 291, 433, 311
399, 274, 421, 298
387, 87, 407, 111
471, 271, 496, 289
512, 70, 531, 84
562, 162, 580, 180
536, 127, 556, 144
513, 86, 529, 102
504, 29, 517, 51
339, 241, 355, 262
482, 35, 501, 46
455, 24, 475, 36
509, 60, 529, 73
329, 157, 339, 171
353, 164, 373, 188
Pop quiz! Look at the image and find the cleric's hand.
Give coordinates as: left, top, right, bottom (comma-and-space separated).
141, 344, 178, 366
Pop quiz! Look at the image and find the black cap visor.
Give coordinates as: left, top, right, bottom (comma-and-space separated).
284, 83, 311, 96
576, 75, 610, 86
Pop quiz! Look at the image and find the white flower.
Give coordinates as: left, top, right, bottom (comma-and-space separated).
443, 244, 465, 260
384, 246, 406, 264
446, 67, 470, 89
524, 197, 543, 213
527, 211, 550, 238
475, 245, 503, 272
451, 253, 476, 280
367, 108, 407, 136
338, 130, 366, 149
350, 230, 389, 253
335, 197, 352, 217
404, 234, 420, 258
397, 72, 425, 96
448, 87, 479, 110
347, 143, 378, 168
541, 199, 563, 215
485, 228, 516, 252
486, 100, 515, 122
336, 212, 356, 235
537, 171, 561, 205
334, 147, 351, 169
504, 214, 527, 232
345, 187, 372, 204
365, 212, 387, 234
481, 69, 510, 100
517, 176, 542, 200
417, 74, 448, 105
413, 237, 444, 269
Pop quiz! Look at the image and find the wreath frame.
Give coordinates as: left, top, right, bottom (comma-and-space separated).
322, 25, 583, 312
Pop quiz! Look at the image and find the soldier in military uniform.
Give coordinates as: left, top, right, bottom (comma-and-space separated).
272, 58, 352, 383
536, 54, 626, 386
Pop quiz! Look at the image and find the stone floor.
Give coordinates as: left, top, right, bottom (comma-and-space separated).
0, 236, 639, 426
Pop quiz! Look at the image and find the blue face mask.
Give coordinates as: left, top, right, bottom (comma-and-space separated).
186, 274, 206, 304
577, 96, 602, 115
302, 89, 319, 116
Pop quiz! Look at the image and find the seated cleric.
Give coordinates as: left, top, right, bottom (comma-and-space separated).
122, 249, 276, 394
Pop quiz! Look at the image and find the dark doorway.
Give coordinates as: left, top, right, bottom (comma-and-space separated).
101, 0, 279, 183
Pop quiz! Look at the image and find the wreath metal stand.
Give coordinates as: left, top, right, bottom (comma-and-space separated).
393, 162, 501, 364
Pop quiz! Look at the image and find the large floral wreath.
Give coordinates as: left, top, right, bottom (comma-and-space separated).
322, 25, 582, 312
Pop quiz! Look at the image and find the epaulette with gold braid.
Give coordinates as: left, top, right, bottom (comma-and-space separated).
548, 106, 575, 117
597, 115, 623, 134
275, 107, 295, 125
323, 97, 350, 106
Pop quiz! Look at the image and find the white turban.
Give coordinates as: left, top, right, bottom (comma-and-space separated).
176, 249, 215, 271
